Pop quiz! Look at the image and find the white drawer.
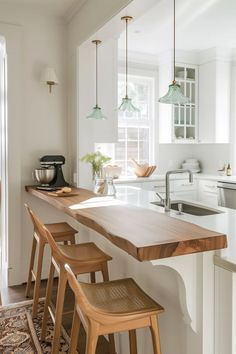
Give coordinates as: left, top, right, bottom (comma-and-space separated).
142, 180, 173, 192
173, 179, 197, 192
198, 179, 218, 194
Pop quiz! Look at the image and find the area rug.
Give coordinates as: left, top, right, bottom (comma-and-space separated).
0, 299, 70, 353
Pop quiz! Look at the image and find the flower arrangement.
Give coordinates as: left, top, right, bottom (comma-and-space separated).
80, 151, 111, 179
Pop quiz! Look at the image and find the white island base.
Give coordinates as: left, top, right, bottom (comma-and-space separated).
88, 229, 216, 354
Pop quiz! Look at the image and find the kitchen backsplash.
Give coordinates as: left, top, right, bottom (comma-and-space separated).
158, 143, 230, 174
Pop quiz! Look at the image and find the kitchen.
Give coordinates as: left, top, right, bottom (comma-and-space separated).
0, 0, 236, 354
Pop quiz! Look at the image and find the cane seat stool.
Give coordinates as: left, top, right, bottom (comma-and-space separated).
25, 203, 78, 318
30, 210, 115, 354
65, 263, 164, 354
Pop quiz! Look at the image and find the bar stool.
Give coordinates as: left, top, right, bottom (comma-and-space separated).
25, 204, 77, 318
29, 208, 115, 354
65, 263, 164, 354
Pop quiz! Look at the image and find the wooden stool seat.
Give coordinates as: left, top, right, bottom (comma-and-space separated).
24, 204, 78, 319
66, 265, 164, 354
80, 278, 163, 315
57, 242, 112, 264
46, 222, 77, 242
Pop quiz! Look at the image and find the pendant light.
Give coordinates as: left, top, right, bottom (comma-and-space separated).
118, 16, 140, 113
87, 39, 107, 120
159, 0, 190, 105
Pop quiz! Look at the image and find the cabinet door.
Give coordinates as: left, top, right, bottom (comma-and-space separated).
173, 191, 198, 201
198, 59, 230, 143
198, 180, 218, 206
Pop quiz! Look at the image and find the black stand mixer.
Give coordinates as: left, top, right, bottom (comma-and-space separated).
36, 155, 69, 190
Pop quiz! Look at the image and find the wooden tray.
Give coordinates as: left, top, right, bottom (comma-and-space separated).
47, 192, 79, 197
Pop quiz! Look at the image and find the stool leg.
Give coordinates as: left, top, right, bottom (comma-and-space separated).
41, 261, 55, 341
51, 268, 67, 354
85, 322, 99, 354
90, 272, 96, 283
101, 262, 116, 354
150, 315, 162, 354
129, 330, 137, 354
70, 234, 76, 245
69, 307, 80, 354
25, 237, 37, 298
32, 241, 45, 318
101, 262, 109, 281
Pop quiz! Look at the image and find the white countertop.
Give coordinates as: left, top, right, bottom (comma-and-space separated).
114, 173, 236, 184
115, 185, 236, 269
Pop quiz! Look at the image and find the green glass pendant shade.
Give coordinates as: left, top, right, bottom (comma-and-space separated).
118, 97, 140, 113
159, 82, 190, 105
86, 106, 106, 120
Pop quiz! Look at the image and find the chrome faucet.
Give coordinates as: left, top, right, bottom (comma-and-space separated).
165, 169, 193, 212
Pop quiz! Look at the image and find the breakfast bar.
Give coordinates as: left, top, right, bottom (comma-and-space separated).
25, 185, 231, 354
25, 186, 227, 261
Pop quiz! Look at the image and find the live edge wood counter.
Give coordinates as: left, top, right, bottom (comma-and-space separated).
25, 186, 227, 262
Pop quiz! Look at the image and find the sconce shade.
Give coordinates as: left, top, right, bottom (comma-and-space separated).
40, 67, 59, 92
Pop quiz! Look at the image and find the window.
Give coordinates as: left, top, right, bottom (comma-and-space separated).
96, 71, 156, 176
116, 73, 155, 175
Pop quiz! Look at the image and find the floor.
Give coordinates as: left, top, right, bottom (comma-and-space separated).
0, 279, 110, 354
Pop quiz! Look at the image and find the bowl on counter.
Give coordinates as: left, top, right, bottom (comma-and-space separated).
33, 167, 55, 185
103, 165, 122, 179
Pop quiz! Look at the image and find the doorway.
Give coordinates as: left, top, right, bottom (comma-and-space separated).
0, 36, 8, 291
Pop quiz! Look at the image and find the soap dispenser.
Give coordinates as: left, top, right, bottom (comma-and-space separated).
227, 163, 232, 176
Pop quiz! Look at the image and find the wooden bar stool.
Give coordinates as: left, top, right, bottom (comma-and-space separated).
65, 263, 164, 354
25, 204, 77, 319
30, 210, 115, 354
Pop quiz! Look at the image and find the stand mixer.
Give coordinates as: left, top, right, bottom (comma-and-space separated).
34, 155, 69, 190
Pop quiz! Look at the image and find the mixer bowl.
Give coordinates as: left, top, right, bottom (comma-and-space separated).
33, 167, 55, 185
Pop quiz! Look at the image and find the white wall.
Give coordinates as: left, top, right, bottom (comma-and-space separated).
67, 0, 133, 184
0, 4, 69, 285
158, 143, 230, 174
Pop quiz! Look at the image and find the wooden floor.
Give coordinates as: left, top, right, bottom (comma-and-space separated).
0, 280, 110, 354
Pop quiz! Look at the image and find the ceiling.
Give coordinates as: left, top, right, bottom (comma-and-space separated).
119, 0, 236, 56
0, 0, 86, 19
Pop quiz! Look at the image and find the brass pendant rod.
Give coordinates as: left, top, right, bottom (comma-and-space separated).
96, 41, 98, 107
173, 0, 176, 84
121, 16, 133, 98
125, 18, 128, 98
92, 39, 101, 108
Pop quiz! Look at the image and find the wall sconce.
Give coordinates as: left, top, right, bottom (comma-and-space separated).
40, 67, 59, 93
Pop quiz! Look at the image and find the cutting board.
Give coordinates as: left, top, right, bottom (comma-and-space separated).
47, 192, 79, 197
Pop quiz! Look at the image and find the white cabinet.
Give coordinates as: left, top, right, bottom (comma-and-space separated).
173, 179, 198, 200
141, 180, 173, 193
159, 59, 198, 144
198, 52, 231, 143
173, 65, 198, 143
198, 179, 218, 206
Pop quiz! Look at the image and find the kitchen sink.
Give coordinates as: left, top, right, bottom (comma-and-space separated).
151, 201, 223, 216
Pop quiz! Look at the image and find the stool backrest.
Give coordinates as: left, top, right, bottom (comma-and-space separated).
64, 263, 100, 320
24, 205, 76, 266
24, 203, 47, 243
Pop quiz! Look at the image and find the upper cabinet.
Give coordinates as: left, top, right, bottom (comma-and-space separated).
173, 64, 198, 143
159, 57, 198, 144
159, 48, 231, 144
198, 50, 231, 143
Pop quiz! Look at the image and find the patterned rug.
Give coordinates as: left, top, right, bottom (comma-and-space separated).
0, 299, 70, 353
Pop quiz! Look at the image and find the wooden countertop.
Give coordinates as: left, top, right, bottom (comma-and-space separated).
25, 186, 227, 262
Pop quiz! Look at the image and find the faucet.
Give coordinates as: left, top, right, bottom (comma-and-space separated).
165, 169, 193, 212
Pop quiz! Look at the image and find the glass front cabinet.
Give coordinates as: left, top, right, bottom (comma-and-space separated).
173, 64, 198, 143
